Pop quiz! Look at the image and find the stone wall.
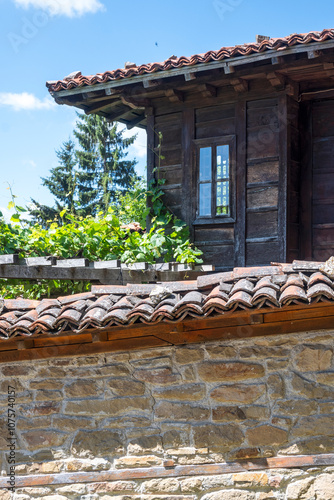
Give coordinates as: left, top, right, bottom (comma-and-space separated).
0, 330, 333, 499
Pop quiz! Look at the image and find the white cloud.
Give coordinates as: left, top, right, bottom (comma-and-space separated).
0, 92, 56, 111
13, 0, 104, 17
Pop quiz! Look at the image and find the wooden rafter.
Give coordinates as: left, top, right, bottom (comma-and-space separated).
121, 95, 151, 109
198, 83, 217, 98
85, 98, 119, 115
230, 78, 248, 93
165, 89, 184, 102
126, 114, 146, 129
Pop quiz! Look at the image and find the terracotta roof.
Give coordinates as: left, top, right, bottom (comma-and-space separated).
1, 260, 334, 340
46, 29, 334, 93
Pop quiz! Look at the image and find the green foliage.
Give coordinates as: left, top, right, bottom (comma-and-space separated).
74, 113, 138, 216
0, 181, 203, 299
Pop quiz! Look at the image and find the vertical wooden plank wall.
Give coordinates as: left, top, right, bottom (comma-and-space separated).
286, 97, 301, 262
245, 98, 281, 265
154, 112, 183, 220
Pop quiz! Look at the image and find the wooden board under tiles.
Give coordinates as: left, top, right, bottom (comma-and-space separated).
1, 454, 334, 488
2, 302, 334, 362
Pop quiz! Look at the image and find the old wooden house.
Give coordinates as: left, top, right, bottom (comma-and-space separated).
0, 29, 334, 500
47, 28, 334, 270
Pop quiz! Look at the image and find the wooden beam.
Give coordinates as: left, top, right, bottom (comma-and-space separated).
323, 62, 334, 78
230, 78, 248, 93
126, 114, 146, 129
165, 89, 184, 102
2, 454, 334, 488
267, 72, 285, 89
300, 87, 334, 101
198, 83, 217, 98
143, 79, 160, 89
307, 50, 321, 59
121, 95, 151, 109
184, 71, 197, 81
85, 98, 119, 115
234, 101, 246, 267
224, 65, 235, 74
285, 78, 299, 101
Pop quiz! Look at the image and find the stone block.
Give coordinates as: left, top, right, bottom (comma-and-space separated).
242, 405, 270, 420
316, 372, 334, 385
34, 389, 63, 401
162, 428, 191, 449
127, 434, 162, 454
202, 490, 255, 499
71, 430, 125, 458
24, 401, 61, 417
267, 374, 285, 398
246, 425, 288, 446
193, 424, 243, 452
198, 362, 264, 382
210, 384, 265, 403
285, 477, 315, 499
275, 399, 317, 416
153, 384, 205, 401
130, 355, 172, 369
135, 367, 181, 385
87, 481, 137, 493
175, 347, 204, 364
106, 379, 145, 396
21, 430, 67, 450
240, 346, 290, 358
180, 477, 203, 493
29, 379, 64, 390
64, 380, 103, 398
314, 473, 334, 500
64, 397, 152, 416
115, 455, 162, 468
205, 345, 237, 359
212, 406, 246, 421
295, 347, 333, 372
291, 415, 334, 438
142, 478, 180, 493
155, 401, 210, 421
52, 416, 96, 431
291, 373, 333, 399
232, 472, 269, 487
100, 364, 131, 377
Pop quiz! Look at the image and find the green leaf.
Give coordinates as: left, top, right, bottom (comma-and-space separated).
7, 201, 15, 210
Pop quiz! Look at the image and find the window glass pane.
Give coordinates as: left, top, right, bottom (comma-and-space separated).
199, 183, 212, 216
199, 147, 212, 181
217, 145, 229, 179
216, 181, 229, 215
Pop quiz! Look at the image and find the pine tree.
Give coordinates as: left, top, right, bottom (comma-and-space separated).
74, 113, 137, 216
42, 139, 78, 214
29, 140, 77, 226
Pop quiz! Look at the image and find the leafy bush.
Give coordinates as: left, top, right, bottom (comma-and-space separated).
0, 181, 203, 299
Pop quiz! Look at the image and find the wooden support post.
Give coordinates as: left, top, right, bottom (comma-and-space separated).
278, 94, 288, 263
234, 100, 246, 267
181, 108, 195, 232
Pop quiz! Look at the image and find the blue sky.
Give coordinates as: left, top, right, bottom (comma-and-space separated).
0, 0, 333, 220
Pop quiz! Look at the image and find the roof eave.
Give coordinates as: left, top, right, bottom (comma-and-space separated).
48, 39, 334, 99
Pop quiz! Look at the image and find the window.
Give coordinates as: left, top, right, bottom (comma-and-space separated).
195, 136, 235, 223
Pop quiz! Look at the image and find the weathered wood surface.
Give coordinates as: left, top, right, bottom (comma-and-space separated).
0, 256, 213, 283
2, 454, 334, 488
